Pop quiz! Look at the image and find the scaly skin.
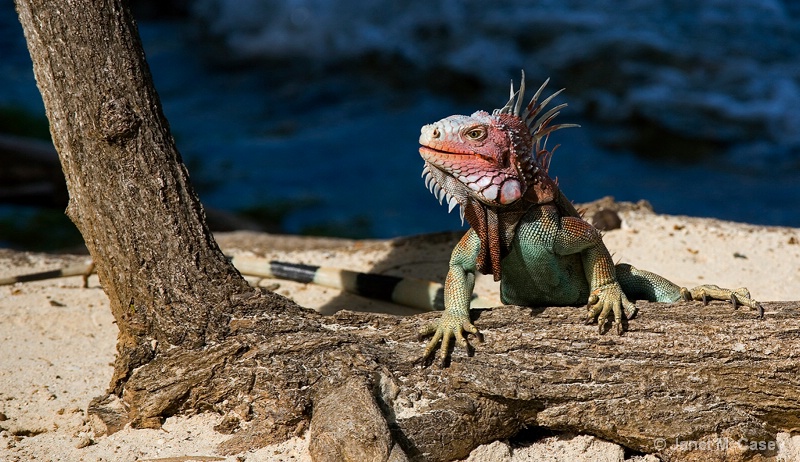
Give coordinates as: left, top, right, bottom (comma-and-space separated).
418, 73, 762, 365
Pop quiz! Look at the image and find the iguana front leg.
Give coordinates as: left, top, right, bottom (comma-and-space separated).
420, 230, 481, 365
553, 216, 637, 334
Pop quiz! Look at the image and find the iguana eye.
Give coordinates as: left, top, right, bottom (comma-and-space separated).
464, 126, 486, 141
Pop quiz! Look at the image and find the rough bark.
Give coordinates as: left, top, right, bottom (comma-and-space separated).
100, 300, 798, 462
14, 0, 258, 394
15, 1, 799, 462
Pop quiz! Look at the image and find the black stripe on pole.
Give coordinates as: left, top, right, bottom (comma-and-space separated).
268, 261, 318, 284
354, 272, 403, 301
268, 261, 407, 304
15, 269, 65, 282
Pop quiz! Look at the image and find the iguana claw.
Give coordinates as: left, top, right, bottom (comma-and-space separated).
420, 312, 479, 366
586, 282, 637, 335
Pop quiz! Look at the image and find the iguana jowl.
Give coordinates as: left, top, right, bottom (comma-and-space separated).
418, 72, 762, 364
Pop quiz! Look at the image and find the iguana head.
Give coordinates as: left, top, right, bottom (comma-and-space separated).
419, 73, 576, 221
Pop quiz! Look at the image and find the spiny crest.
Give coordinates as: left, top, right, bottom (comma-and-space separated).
492, 71, 579, 172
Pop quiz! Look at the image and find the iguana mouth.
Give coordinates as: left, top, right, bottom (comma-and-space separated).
419, 146, 499, 173
418, 146, 472, 157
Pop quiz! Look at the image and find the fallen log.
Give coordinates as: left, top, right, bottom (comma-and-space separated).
91, 299, 798, 461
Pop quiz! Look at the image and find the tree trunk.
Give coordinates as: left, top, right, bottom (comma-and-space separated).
13, 0, 262, 393
15, 1, 800, 461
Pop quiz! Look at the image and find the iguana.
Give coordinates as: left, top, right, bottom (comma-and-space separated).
417, 72, 762, 364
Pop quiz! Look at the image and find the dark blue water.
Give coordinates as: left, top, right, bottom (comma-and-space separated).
1, 4, 797, 240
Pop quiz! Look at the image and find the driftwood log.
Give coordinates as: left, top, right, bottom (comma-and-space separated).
15, 0, 798, 461
90, 299, 798, 461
